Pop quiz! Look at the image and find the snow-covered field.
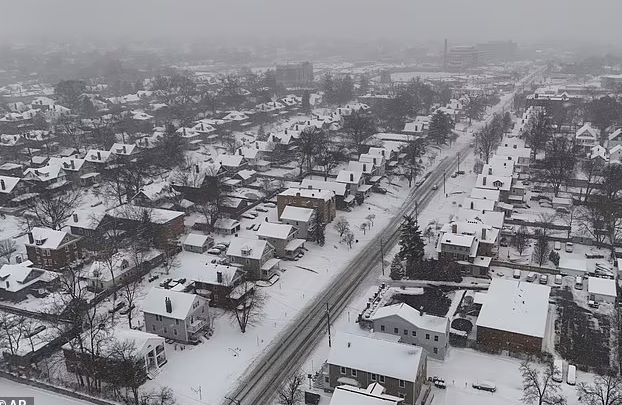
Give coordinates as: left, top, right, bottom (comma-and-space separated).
0, 378, 95, 405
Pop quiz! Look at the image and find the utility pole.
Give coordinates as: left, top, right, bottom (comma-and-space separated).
457, 152, 460, 173
326, 302, 332, 347
443, 170, 446, 195
380, 238, 385, 275
192, 386, 202, 401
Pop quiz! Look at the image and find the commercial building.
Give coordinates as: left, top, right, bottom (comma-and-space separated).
276, 62, 314, 87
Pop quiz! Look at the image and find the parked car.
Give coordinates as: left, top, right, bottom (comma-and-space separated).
213, 243, 227, 250
554, 275, 562, 285
246, 223, 256, 230
434, 380, 447, 389
252, 223, 262, 231
119, 304, 136, 315
499, 238, 509, 247
450, 173, 458, 178
565, 242, 574, 253
256, 207, 269, 212
588, 300, 600, 309
526, 272, 537, 282
242, 213, 257, 220
513, 270, 521, 279
373, 186, 388, 194
472, 381, 496, 392
539, 274, 548, 285
159, 278, 172, 288
585, 251, 605, 259
554, 241, 561, 250
207, 248, 222, 255
264, 202, 276, 208
108, 301, 126, 313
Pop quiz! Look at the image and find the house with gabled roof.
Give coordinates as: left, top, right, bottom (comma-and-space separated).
299, 179, 352, 209
256, 222, 305, 259
48, 157, 89, 184
575, 123, 599, 153
278, 187, 336, 223
110, 143, 140, 161
84, 149, 115, 170
0, 176, 25, 206
608, 128, 622, 149
0, 261, 59, 302
23, 165, 70, 192
226, 238, 278, 280
24, 227, 82, 271
279, 206, 316, 240
609, 144, 622, 164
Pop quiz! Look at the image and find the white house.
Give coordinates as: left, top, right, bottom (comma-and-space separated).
587, 277, 617, 303
279, 206, 316, 240
575, 123, 599, 153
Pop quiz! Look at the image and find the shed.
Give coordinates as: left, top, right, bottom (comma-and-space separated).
558, 257, 587, 277
214, 219, 241, 235
182, 234, 214, 253
587, 277, 617, 303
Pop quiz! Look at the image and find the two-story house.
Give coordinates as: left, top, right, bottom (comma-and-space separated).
436, 221, 498, 276
23, 165, 69, 193
608, 128, 622, 149
474, 174, 512, 203
226, 238, 279, 280
575, 123, 599, 153
336, 170, 365, 196
47, 157, 90, 184
277, 187, 336, 223
25, 227, 82, 271
324, 332, 427, 405
110, 143, 140, 162
299, 180, 352, 210
0, 176, 24, 206
370, 303, 450, 360
190, 263, 246, 308
359, 153, 386, 177
142, 288, 210, 344
84, 149, 116, 171
0, 261, 59, 302
279, 206, 316, 240
256, 222, 305, 259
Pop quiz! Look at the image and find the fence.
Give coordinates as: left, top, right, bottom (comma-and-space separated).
491, 260, 559, 275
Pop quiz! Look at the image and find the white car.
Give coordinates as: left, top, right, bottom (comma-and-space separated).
207, 248, 221, 255
264, 202, 276, 208
565, 242, 574, 253
242, 213, 257, 220
432, 184, 439, 190
472, 381, 496, 392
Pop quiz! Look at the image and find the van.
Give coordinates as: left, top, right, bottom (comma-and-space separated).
575, 276, 583, 290
565, 242, 574, 253
554, 241, 561, 251
566, 365, 576, 385
554, 275, 562, 285
552, 360, 564, 383
513, 270, 521, 279
526, 272, 537, 282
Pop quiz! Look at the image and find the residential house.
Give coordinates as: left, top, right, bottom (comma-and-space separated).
63, 327, 167, 383
105, 205, 185, 248
0, 134, 25, 154
587, 277, 617, 304
217, 155, 247, 173
608, 128, 622, 149
23, 165, 69, 193
0, 162, 25, 177
370, 303, 450, 360
436, 221, 498, 276
474, 174, 512, 202
85, 256, 133, 292
256, 222, 305, 259
360, 153, 386, 177
226, 238, 279, 280
68, 210, 106, 239
299, 179, 352, 210
575, 123, 599, 153
329, 384, 404, 405
47, 157, 89, 184
132, 182, 181, 208
336, 170, 365, 196
277, 187, 336, 223
0, 262, 59, 302
24, 227, 82, 271
347, 161, 377, 185
213, 218, 241, 235
233, 169, 258, 186
0, 176, 24, 206
402, 116, 430, 136
610, 145, 622, 164
190, 263, 247, 308
84, 149, 115, 171
590, 145, 609, 165
142, 288, 210, 344
324, 332, 427, 405
182, 233, 214, 253
110, 143, 140, 162
279, 206, 315, 240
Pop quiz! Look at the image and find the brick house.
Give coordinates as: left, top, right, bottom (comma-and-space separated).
277, 187, 336, 224
190, 263, 247, 308
324, 332, 427, 405
142, 288, 210, 344
25, 227, 82, 271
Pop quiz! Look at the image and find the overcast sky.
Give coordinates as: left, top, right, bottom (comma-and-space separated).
2, 0, 621, 45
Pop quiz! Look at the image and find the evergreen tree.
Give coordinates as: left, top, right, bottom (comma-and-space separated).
502, 111, 513, 133
398, 215, 425, 265
312, 213, 326, 246
428, 110, 454, 145
257, 124, 267, 141
301, 90, 311, 112
389, 256, 406, 280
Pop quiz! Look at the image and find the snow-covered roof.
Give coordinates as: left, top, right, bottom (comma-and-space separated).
608, 128, 622, 141
183, 233, 211, 247
457, 209, 505, 229
108, 205, 184, 224
440, 233, 475, 248
110, 143, 137, 156
440, 221, 498, 243
48, 157, 86, 172
462, 197, 496, 212
64, 326, 164, 359
587, 277, 617, 297
256, 222, 295, 240
236, 169, 257, 180
69, 210, 106, 230
135, 181, 178, 201
476, 279, 550, 338
27, 227, 76, 249
559, 257, 587, 273
226, 238, 272, 260
299, 179, 347, 196
329, 384, 402, 405
347, 160, 374, 174
280, 206, 314, 223
328, 332, 423, 383
0, 263, 57, 293
85, 149, 113, 163
217, 155, 245, 168
475, 174, 511, 192
23, 165, 65, 182
470, 188, 500, 201
214, 218, 240, 230
336, 170, 363, 185
0, 176, 20, 194
142, 287, 205, 320
485, 160, 514, 177
86, 257, 132, 282
370, 303, 449, 334
576, 123, 598, 139
279, 187, 334, 201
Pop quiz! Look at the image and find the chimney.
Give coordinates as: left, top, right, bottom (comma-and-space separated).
238, 149, 242, 155
122, 145, 127, 153
73, 213, 78, 222
483, 177, 487, 186
0, 179, 4, 190
217, 271, 223, 283
488, 167, 492, 175
296, 192, 301, 197
195, 164, 200, 173
70, 160, 75, 169
419, 306, 424, 316
481, 228, 487, 240
5, 281, 9, 289
470, 201, 474, 209
97, 151, 101, 160
256, 142, 259, 149
451, 223, 457, 234
28, 232, 34, 244
165, 297, 172, 313
363, 164, 367, 172
349, 173, 354, 182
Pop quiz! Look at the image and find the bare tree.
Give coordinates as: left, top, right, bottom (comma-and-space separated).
21, 318, 44, 353
161, 248, 181, 276
120, 278, 141, 329
316, 149, 342, 180
0, 239, 16, 264
359, 222, 369, 235
343, 112, 376, 154
29, 189, 82, 230
139, 386, 178, 405
581, 159, 603, 203
334, 217, 350, 237
342, 231, 355, 248
298, 127, 326, 175
197, 201, 220, 228
520, 360, 566, 405
578, 374, 622, 405
277, 372, 306, 405
423, 226, 435, 243
532, 229, 550, 267
0, 313, 24, 356
538, 137, 579, 197
366, 214, 376, 227
524, 108, 551, 160
108, 339, 148, 405
514, 226, 529, 255
227, 283, 266, 333
476, 124, 500, 164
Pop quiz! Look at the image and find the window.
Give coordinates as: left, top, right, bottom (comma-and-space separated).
163, 327, 167, 333
351, 369, 357, 377
380, 325, 385, 332
379, 375, 385, 383
434, 347, 438, 354
174, 329, 177, 336
399, 380, 405, 388
393, 327, 398, 334
403, 329, 408, 336
370, 374, 377, 381
412, 330, 416, 337
434, 335, 439, 342
176, 319, 180, 325
340, 367, 346, 375
152, 324, 156, 331
426, 334, 430, 340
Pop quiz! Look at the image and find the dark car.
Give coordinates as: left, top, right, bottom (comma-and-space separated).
108, 301, 126, 313
373, 187, 388, 194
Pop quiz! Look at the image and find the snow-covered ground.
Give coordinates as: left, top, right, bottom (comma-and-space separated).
0, 378, 96, 405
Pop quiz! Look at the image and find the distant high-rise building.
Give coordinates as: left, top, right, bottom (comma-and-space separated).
476, 41, 517, 63
275, 62, 314, 88
446, 45, 480, 71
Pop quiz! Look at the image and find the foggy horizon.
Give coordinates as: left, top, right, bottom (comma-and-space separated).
3, 0, 622, 47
